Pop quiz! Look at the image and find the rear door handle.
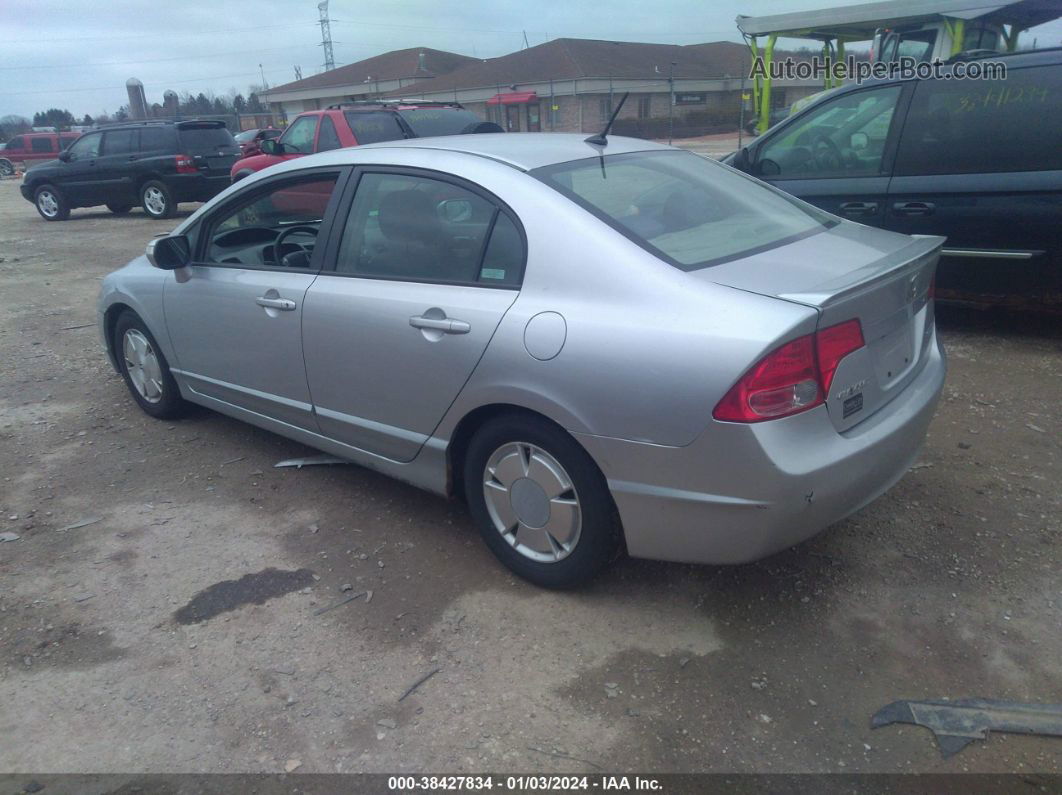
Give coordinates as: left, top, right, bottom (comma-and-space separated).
409, 315, 470, 334
256, 296, 296, 311
892, 201, 935, 216
838, 201, 878, 217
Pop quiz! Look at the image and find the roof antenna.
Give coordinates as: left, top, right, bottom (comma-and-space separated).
584, 91, 629, 146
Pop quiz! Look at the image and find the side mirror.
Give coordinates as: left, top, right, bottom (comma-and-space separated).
58, 151, 72, 162
731, 146, 752, 172
259, 138, 280, 155
146, 234, 191, 270
757, 158, 782, 177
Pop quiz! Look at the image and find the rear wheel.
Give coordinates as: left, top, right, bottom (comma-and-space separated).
34, 184, 70, 221
0, 159, 14, 177
140, 180, 176, 219
463, 415, 620, 588
107, 203, 133, 214
114, 311, 187, 419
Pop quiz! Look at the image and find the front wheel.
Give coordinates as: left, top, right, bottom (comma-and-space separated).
34, 184, 70, 221
114, 312, 188, 419
0, 158, 14, 177
463, 415, 620, 588
140, 180, 176, 219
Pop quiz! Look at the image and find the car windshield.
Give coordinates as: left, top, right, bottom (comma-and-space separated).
178, 126, 238, 153
532, 150, 833, 271
398, 107, 480, 137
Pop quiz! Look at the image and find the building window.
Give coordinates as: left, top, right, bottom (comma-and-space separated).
600, 97, 612, 121
638, 96, 652, 119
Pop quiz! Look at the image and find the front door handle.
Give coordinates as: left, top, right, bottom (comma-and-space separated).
839, 201, 878, 217
892, 201, 935, 217
256, 296, 296, 311
409, 315, 470, 334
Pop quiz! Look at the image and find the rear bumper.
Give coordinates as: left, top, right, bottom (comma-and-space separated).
577, 331, 946, 565
170, 174, 230, 203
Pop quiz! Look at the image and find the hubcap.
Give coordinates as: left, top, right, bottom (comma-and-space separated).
144, 187, 166, 215
483, 442, 581, 563
123, 329, 164, 403
38, 191, 58, 217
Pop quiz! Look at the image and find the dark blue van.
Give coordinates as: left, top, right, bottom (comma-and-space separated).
726, 48, 1062, 310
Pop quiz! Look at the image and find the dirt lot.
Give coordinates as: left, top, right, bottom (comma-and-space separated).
0, 179, 1059, 775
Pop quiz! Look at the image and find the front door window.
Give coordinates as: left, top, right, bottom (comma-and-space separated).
756, 85, 902, 179
279, 115, 318, 154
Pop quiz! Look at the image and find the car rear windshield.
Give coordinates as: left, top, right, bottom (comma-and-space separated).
532, 150, 834, 271
343, 111, 408, 145
398, 107, 480, 137
178, 125, 238, 153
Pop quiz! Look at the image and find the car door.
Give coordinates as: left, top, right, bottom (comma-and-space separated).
163, 168, 348, 430
55, 131, 103, 204
747, 83, 909, 225
96, 129, 139, 205
302, 169, 525, 462
884, 63, 1062, 305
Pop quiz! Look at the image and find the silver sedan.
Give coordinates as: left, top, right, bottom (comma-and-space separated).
98, 133, 946, 587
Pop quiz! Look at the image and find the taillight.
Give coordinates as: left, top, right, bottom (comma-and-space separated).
815, 319, 865, 394
713, 335, 822, 422
175, 154, 197, 174
713, 319, 865, 423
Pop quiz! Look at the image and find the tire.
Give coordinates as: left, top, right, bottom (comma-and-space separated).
140, 180, 176, 219
0, 158, 14, 177
113, 311, 188, 419
463, 414, 620, 588
34, 184, 70, 221
107, 203, 133, 214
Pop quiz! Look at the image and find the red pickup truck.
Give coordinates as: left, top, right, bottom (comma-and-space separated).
1, 131, 82, 175
231, 101, 499, 182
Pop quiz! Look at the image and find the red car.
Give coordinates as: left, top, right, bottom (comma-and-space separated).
230, 101, 498, 182
1, 131, 82, 175
233, 127, 282, 157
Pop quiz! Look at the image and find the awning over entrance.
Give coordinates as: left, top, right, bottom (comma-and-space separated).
486, 91, 538, 105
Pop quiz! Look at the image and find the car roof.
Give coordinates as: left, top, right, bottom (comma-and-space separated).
350, 132, 675, 171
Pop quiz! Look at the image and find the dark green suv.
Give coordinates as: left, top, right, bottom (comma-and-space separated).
21, 119, 239, 221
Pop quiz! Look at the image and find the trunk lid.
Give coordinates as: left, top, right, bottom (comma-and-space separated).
697, 223, 943, 431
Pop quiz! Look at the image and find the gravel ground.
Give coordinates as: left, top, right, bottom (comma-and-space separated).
0, 178, 1059, 775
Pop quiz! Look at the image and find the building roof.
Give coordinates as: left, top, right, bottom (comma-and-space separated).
381, 38, 753, 98
737, 0, 1061, 38
261, 47, 478, 97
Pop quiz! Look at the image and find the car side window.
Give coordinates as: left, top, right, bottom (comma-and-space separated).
65, 132, 102, 160
6, 136, 23, 150
279, 115, 318, 153
139, 127, 172, 153
756, 85, 902, 179
336, 172, 521, 286
31, 137, 54, 153
103, 129, 137, 156
317, 116, 342, 152
203, 172, 341, 269
894, 65, 1062, 176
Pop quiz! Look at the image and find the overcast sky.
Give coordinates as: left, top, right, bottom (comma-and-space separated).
2, 0, 1060, 119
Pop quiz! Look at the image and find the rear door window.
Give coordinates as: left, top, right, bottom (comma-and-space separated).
894, 65, 1062, 175
336, 171, 520, 285
317, 115, 342, 151
139, 126, 174, 153
343, 111, 407, 144
103, 129, 137, 155
178, 125, 238, 154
